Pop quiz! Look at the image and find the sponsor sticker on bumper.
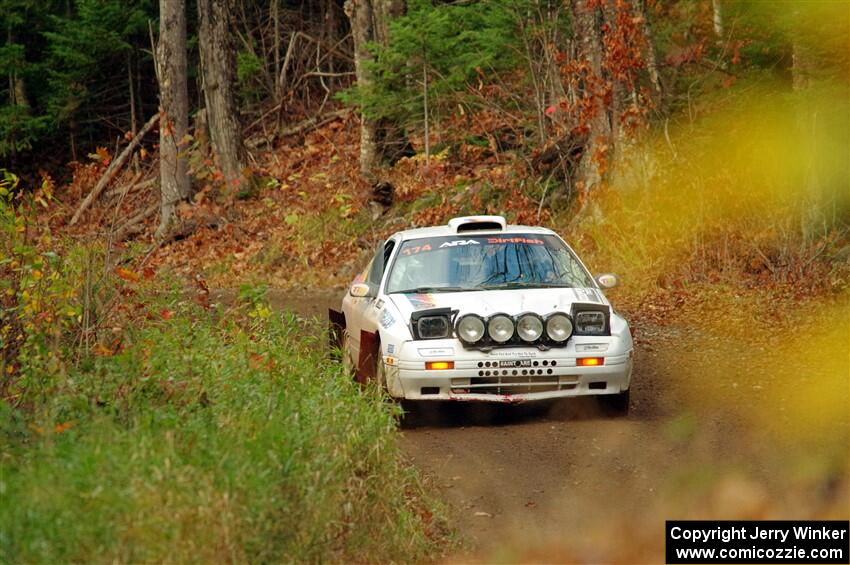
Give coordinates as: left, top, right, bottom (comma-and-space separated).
498, 359, 533, 368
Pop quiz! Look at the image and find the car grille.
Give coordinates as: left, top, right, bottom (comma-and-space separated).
450, 374, 578, 395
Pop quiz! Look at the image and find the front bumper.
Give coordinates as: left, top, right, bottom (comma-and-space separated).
383, 336, 633, 403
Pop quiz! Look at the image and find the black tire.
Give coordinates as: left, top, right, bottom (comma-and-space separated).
598, 389, 630, 416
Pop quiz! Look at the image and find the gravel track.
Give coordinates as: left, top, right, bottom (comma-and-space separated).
269, 288, 849, 562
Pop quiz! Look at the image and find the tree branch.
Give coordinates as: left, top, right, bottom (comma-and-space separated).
70, 113, 160, 226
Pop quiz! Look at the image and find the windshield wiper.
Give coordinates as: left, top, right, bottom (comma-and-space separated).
392, 286, 476, 294
480, 281, 571, 290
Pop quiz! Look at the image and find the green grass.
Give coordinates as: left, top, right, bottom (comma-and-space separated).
0, 296, 449, 563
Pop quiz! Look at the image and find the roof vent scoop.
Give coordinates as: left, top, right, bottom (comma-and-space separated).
448, 215, 507, 233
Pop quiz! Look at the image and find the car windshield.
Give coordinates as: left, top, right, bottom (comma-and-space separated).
385, 234, 593, 293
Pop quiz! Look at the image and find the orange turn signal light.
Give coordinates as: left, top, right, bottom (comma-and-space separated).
577, 357, 604, 367
425, 361, 454, 370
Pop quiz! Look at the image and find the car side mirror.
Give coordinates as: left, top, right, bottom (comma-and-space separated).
349, 283, 375, 298
596, 273, 619, 289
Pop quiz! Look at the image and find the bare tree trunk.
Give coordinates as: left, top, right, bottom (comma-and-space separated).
344, 0, 411, 179
323, 0, 338, 91
346, 0, 381, 176
6, 25, 31, 164
422, 63, 429, 163
543, 5, 567, 109
634, 0, 662, 99
792, 28, 814, 91
128, 52, 140, 174
602, 1, 626, 149
712, 0, 724, 42
6, 26, 12, 107
11, 72, 28, 109
198, 0, 248, 192
156, 0, 190, 239
272, 0, 281, 100
570, 0, 611, 190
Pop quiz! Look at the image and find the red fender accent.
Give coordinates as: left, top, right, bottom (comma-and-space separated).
356, 329, 379, 384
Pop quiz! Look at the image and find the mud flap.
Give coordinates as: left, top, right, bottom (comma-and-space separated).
328, 308, 345, 359
356, 329, 379, 384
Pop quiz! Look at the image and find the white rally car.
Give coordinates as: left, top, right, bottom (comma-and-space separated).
330, 215, 634, 412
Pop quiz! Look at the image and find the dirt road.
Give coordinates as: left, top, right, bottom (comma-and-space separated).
271, 289, 849, 563
400, 324, 848, 562
399, 338, 672, 561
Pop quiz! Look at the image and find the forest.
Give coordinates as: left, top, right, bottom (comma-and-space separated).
1, 0, 848, 562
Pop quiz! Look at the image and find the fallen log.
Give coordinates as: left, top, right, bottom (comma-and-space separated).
106, 177, 156, 199
70, 113, 160, 225
159, 215, 224, 245
245, 108, 349, 149
280, 108, 349, 137
244, 101, 283, 134
106, 170, 142, 199
112, 202, 159, 241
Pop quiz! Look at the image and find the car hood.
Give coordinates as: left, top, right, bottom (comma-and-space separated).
387, 287, 609, 320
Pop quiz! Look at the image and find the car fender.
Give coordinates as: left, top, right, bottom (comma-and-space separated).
609, 312, 634, 355
352, 297, 411, 385
374, 298, 411, 397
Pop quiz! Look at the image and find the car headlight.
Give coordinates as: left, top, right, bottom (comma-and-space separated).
487, 314, 514, 343
417, 315, 450, 339
545, 313, 573, 342
574, 311, 606, 335
456, 314, 486, 344
516, 313, 543, 342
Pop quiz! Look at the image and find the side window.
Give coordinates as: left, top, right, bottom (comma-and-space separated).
367, 239, 395, 286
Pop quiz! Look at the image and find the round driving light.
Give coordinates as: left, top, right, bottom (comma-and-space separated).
487, 314, 514, 343
516, 314, 543, 342
545, 313, 573, 342
456, 314, 485, 344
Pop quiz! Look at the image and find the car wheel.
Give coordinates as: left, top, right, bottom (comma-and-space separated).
598, 389, 630, 416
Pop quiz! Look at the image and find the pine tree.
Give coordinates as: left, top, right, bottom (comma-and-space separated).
0, 0, 55, 163
340, 0, 516, 165
43, 0, 152, 153
0, 0, 155, 170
